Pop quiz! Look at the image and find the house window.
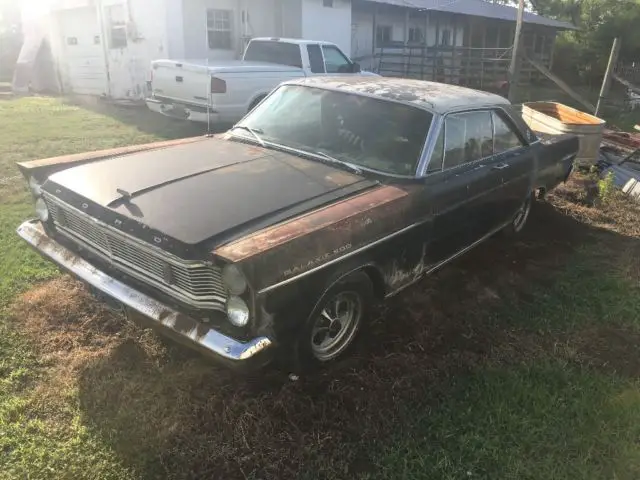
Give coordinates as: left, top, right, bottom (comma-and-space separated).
323, 0, 334, 7
207, 9, 233, 50
376, 25, 392, 45
67, 37, 78, 46
440, 29, 451, 46
106, 5, 127, 49
408, 27, 423, 43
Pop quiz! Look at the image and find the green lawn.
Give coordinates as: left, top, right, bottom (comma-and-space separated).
1, 96, 640, 480
0, 97, 205, 479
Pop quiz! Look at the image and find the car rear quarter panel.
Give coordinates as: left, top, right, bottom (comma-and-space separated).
535, 133, 580, 191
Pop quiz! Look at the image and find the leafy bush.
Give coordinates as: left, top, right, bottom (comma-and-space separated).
598, 171, 616, 205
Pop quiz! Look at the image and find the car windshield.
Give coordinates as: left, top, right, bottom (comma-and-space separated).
234, 85, 434, 176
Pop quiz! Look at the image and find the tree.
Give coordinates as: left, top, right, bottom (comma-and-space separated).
0, 1, 22, 81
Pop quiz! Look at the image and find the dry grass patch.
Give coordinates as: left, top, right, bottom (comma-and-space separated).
549, 171, 640, 238
4, 170, 640, 479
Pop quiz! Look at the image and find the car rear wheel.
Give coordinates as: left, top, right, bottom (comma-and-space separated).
504, 193, 533, 235
294, 272, 373, 370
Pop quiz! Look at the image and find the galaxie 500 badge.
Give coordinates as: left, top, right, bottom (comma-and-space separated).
283, 244, 352, 277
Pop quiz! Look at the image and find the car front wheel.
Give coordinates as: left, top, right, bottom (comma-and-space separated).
293, 271, 373, 370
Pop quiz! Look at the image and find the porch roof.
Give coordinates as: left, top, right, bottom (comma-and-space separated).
360, 0, 577, 30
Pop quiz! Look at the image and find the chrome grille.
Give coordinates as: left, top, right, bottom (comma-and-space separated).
44, 194, 228, 310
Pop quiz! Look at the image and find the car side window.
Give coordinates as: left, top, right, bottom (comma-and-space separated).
307, 44, 325, 73
443, 111, 493, 170
492, 110, 525, 153
322, 45, 352, 73
428, 125, 445, 173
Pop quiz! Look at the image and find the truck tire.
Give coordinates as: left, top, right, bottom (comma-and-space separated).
248, 95, 266, 113
292, 271, 373, 371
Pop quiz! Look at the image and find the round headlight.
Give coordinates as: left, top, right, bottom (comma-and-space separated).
226, 296, 250, 327
29, 176, 42, 197
222, 264, 247, 295
35, 197, 49, 222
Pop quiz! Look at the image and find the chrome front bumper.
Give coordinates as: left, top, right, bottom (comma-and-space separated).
17, 220, 274, 371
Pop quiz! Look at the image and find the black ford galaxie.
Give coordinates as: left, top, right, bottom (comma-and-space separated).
17, 77, 578, 371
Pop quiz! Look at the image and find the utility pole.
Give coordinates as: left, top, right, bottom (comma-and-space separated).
595, 37, 621, 117
508, 0, 525, 102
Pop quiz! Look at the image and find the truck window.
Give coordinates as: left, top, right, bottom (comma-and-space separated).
443, 111, 493, 170
492, 110, 524, 153
321, 45, 351, 73
244, 41, 303, 68
307, 44, 325, 73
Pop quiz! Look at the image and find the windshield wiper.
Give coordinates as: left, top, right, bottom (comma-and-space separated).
312, 151, 363, 175
231, 125, 265, 147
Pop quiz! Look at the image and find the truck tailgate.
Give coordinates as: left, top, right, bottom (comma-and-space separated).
151, 61, 211, 105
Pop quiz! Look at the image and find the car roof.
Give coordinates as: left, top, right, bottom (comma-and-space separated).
282, 76, 511, 114
250, 37, 337, 46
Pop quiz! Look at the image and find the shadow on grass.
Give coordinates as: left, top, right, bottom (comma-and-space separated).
62, 96, 223, 140
69, 197, 640, 479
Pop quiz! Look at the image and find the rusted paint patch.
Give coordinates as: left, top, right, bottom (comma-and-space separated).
287, 76, 508, 113
384, 244, 427, 291
214, 185, 408, 262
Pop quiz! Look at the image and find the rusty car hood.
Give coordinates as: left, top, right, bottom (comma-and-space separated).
43, 137, 376, 254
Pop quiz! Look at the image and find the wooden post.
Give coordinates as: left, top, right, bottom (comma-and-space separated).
372, 5, 377, 71
434, 14, 440, 81
450, 15, 457, 83
508, 0, 525, 102
404, 9, 409, 45
595, 37, 622, 117
421, 11, 428, 80
548, 32, 557, 71
404, 8, 410, 76
465, 20, 472, 85
480, 22, 486, 89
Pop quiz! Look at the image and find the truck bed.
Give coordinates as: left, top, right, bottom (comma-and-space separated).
152, 59, 304, 75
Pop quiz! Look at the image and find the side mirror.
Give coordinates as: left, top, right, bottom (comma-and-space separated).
351, 62, 361, 73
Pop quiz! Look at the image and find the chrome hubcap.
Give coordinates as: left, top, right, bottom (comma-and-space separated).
311, 291, 362, 361
513, 197, 532, 232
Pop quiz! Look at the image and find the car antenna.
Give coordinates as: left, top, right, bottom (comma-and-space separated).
206, 59, 213, 137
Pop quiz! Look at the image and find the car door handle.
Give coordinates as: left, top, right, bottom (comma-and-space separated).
492, 163, 510, 170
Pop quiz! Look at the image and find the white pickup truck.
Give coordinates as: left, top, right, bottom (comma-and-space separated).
146, 37, 376, 125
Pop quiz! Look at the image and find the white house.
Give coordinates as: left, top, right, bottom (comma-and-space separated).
20, 0, 573, 99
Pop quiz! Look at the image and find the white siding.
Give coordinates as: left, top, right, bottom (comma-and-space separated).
182, 0, 238, 61
101, 0, 168, 99
301, 0, 351, 54
281, 0, 302, 38
55, 7, 108, 95
351, 10, 373, 61
180, 0, 280, 60
165, 0, 186, 59
245, 0, 278, 38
